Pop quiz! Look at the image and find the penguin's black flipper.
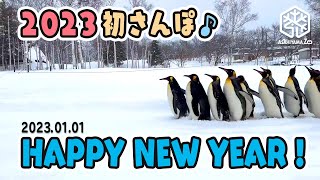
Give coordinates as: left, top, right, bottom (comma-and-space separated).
239, 91, 255, 105
248, 88, 260, 98
231, 78, 247, 120
277, 85, 299, 100
315, 77, 320, 92
216, 101, 222, 120
191, 99, 200, 117
263, 79, 284, 108
299, 90, 308, 107
218, 88, 230, 121
180, 88, 186, 94
198, 97, 211, 120
172, 96, 178, 115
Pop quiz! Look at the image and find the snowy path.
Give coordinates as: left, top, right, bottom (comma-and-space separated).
0, 65, 319, 180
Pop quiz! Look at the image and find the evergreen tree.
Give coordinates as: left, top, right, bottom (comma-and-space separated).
104, 41, 126, 67
150, 40, 163, 67
0, 0, 21, 69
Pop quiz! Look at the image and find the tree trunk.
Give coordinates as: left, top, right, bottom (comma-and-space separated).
35, 43, 40, 70
97, 38, 100, 68
78, 41, 85, 69
8, 16, 12, 71
72, 41, 76, 69
24, 41, 28, 71
1, 26, 4, 70
39, 42, 43, 70
44, 43, 48, 69
17, 39, 20, 70
12, 38, 16, 71
131, 42, 135, 68
100, 41, 104, 68
126, 40, 129, 68
106, 41, 110, 67
113, 41, 117, 67
51, 42, 55, 69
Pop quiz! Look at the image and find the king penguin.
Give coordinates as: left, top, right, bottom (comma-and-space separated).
237, 75, 259, 118
284, 66, 307, 117
304, 66, 320, 118
260, 67, 298, 100
160, 76, 189, 119
184, 74, 211, 120
219, 67, 253, 121
254, 69, 284, 118
205, 74, 230, 121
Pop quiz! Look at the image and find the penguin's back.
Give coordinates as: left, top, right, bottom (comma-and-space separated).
240, 83, 253, 119
284, 77, 300, 116
207, 82, 219, 120
167, 84, 180, 118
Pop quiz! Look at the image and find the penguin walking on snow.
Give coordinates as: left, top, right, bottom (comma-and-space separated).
205, 74, 230, 121
304, 66, 320, 118
254, 69, 284, 118
184, 74, 211, 120
219, 67, 254, 121
284, 66, 307, 117
260, 67, 298, 100
237, 75, 259, 118
160, 76, 189, 119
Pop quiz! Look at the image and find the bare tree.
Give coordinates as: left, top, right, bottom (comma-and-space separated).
215, 0, 257, 65
305, 0, 320, 15
128, 0, 153, 68
201, 35, 229, 66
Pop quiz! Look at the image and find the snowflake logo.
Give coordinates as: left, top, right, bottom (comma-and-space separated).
280, 6, 310, 38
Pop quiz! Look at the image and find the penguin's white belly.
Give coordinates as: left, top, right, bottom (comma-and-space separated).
304, 80, 320, 117
224, 82, 242, 120
259, 82, 282, 118
241, 84, 252, 119
207, 83, 220, 120
186, 82, 199, 120
284, 81, 300, 116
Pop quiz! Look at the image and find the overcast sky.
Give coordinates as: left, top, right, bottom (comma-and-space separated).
115, 0, 310, 30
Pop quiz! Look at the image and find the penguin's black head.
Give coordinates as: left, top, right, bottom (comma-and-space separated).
219, 67, 236, 78
254, 69, 268, 78
305, 66, 320, 79
184, 74, 199, 82
310, 67, 320, 75
237, 75, 245, 83
260, 67, 272, 77
160, 76, 177, 84
289, 66, 296, 77
205, 74, 220, 82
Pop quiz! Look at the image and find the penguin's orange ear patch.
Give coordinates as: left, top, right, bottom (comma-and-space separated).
192, 76, 197, 81
170, 76, 173, 82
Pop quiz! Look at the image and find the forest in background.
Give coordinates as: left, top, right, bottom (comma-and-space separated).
0, 0, 319, 71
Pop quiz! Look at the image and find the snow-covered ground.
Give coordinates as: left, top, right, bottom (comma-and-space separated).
0, 64, 319, 180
